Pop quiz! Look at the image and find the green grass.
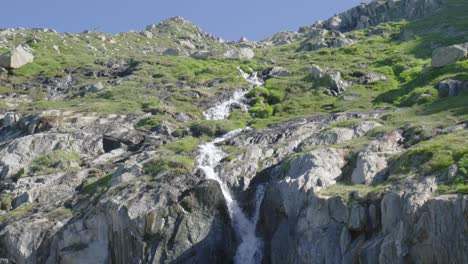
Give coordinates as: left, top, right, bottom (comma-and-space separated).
391, 130, 468, 175
143, 155, 195, 176
81, 173, 113, 196
29, 150, 81, 176
0, 203, 36, 223
438, 177, 468, 195
190, 119, 246, 137
318, 183, 389, 200
161, 136, 200, 154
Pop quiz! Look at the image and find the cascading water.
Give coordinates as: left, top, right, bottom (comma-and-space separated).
202, 67, 264, 121
196, 130, 266, 264
196, 68, 266, 263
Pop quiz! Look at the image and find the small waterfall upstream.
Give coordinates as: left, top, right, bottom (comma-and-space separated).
202, 67, 264, 120
196, 69, 266, 264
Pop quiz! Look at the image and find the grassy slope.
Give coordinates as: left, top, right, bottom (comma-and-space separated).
0, 0, 466, 194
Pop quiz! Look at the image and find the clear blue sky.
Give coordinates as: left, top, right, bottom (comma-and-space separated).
0, 0, 363, 41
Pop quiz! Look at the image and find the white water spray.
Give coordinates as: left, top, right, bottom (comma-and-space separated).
196, 130, 266, 264
202, 67, 264, 121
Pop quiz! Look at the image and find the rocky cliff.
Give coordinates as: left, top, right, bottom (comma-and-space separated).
0, 0, 467, 263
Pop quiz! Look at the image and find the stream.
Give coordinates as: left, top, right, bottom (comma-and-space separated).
196, 68, 266, 264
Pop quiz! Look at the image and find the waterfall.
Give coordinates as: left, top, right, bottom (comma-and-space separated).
202, 67, 264, 121
196, 68, 266, 263
196, 130, 265, 264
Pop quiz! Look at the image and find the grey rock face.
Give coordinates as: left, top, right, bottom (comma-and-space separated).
261, 31, 301, 45
322, 0, 448, 32
436, 79, 468, 96
351, 130, 404, 185
0, 45, 34, 69
431, 43, 468, 67
279, 148, 346, 192
300, 29, 354, 51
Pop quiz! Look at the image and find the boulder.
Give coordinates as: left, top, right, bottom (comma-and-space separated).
351, 130, 403, 185
310, 65, 350, 95
261, 66, 291, 80
223, 48, 255, 59
0, 46, 34, 69
431, 43, 467, 67
82, 82, 105, 95
436, 79, 468, 96
279, 148, 346, 192
311, 64, 324, 80
325, 71, 350, 95
261, 31, 300, 45
2, 112, 21, 127
355, 72, 387, 84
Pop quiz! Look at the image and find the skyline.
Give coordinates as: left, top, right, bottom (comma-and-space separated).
0, 0, 363, 41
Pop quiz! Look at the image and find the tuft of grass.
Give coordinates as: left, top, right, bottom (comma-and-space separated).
29, 150, 81, 176
81, 173, 113, 196
0, 203, 36, 223
161, 137, 200, 154
144, 155, 194, 176
318, 183, 389, 200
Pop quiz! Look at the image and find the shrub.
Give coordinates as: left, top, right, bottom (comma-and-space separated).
249, 103, 274, 118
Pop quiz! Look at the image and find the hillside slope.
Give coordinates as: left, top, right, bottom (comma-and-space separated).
0, 0, 467, 263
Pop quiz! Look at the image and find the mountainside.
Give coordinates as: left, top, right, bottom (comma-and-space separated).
0, 0, 467, 263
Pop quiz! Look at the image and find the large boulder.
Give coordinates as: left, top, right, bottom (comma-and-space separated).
351, 130, 404, 185
325, 71, 350, 95
431, 43, 468, 67
277, 148, 346, 192
436, 79, 468, 96
0, 46, 34, 69
310, 64, 350, 96
223, 48, 255, 59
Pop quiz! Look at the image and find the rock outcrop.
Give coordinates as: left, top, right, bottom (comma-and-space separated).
351, 130, 403, 185
311, 64, 351, 96
431, 43, 468, 67
436, 79, 468, 96
0, 45, 34, 69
